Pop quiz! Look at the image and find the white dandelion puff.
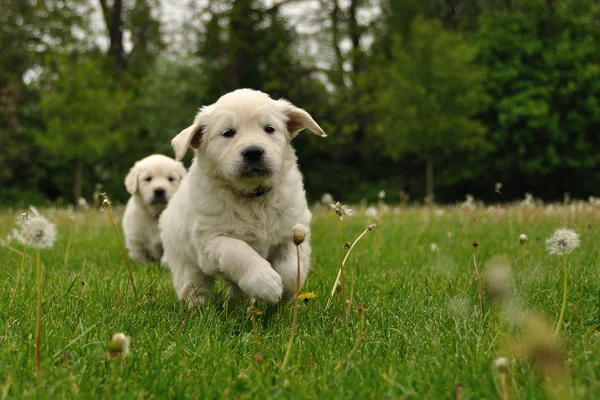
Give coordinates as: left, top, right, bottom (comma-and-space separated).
546, 229, 580, 256
330, 202, 352, 221
519, 233, 528, 245
15, 207, 57, 249
429, 243, 439, 252
377, 190, 386, 200
365, 206, 378, 218
292, 223, 308, 245
321, 193, 334, 205
107, 333, 130, 360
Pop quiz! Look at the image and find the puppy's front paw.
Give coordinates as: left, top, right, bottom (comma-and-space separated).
238, 265, 283, 306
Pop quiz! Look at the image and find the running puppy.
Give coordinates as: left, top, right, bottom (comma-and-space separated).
122, 154, 186, 262
159, 89, 326, 307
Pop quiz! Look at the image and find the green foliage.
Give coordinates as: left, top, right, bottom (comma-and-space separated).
475, 0, 600, 199
373, 16, 488, 196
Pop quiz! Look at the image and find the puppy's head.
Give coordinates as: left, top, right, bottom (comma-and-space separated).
125, 154, 187, 211
171, 89, 326, 191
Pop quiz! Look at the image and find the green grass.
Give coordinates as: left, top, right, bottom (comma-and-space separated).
2, 204, 600, 399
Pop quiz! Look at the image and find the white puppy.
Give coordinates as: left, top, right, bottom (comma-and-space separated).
122, 154, 187, 262
159, 89, 326, 307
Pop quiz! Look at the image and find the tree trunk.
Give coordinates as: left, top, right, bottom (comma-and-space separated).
98, 0, 127, 74
74, 159, 83, 205
426, 158, 434, 204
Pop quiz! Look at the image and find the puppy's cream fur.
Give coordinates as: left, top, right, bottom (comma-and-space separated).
159, 89, 326, 307
122, 154, 186, 262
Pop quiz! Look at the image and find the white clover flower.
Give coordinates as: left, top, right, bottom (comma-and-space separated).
377, 190, 386, 200
330, 202, 352, 221
15, 207, 57, 249
546, 228, 580, 256
292, 223, 308, 245
365, 206, 378, 218
107, 333, 130, 360
519, 234, 528, 245
321, 193, 334, 205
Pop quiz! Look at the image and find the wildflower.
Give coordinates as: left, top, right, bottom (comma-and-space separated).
292, 223, 308, 245
377, 190, 386, 200
461, 194, 475, 209
495, 182, 503, 195
546, 229, 579, 256
494, 357, 509, 374
494, 357, 509, 400
429, 243, 439, 252
107, 333, 130, 360
519, 233, 528, 245
298, 292, 317, 304
473, 241, 479, 249
355, 304, 365, 314
330, 202, 352, 221
15, 207, 57, 249
77, 197, 90, 211
321, 193, 334, 205
101, 192, 112, 209
367, 224, 376, 231
365, 206, 377, 218
343, 241, 351, 250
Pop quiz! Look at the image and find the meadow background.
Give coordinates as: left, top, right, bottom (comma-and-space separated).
2, 203, 600, 399
2, 0, 600, 206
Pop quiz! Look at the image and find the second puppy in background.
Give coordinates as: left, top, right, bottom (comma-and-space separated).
122, 154, 186, 262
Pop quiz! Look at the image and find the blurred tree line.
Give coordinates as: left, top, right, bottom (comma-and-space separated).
1, 0, 599, 206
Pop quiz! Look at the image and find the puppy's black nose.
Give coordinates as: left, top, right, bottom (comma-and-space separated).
242, 146, 264, 162
154, 188, 166, 197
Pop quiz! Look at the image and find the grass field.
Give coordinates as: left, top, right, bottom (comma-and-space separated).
1, 202, 600, 399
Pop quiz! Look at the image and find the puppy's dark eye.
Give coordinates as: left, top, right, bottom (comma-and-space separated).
168, 176, 175, 182
264, 125, 275, 134
144, 176, 152, 182
221, 129, 236, 138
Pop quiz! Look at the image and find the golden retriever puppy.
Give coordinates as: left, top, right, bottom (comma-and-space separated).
122, 154, 186, 262
159, 89, 326, 307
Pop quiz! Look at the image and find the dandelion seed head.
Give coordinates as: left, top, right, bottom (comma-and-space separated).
108, 332, 130, 360
292, 223, 308, 245
330, 202, 352, 221
519, 233, 528, 245
101, 192, 112, 209
15, 208, 57, 249
429, 243, 439, 252
365, 206, 378, 218
367, 223, 376, 231
378, 190, 386, 200
321, 193, 334, 205
494, 357, 509, 374
546, 228, 579, 255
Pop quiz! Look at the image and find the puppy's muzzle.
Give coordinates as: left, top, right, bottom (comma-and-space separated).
240, 146, 270, 178
151, 187, 168, 204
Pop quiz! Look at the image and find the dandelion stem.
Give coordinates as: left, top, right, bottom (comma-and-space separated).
338, 219, 344, 300
327, 225, 374, 310
9, 245, 27, 310
64, 218, 75, 265
251, 314, 263, 360
4, 244, 33, 259
334, 310, 365, 372
554, 254, 568, 336
281, 244, 301, 370
345, 256, 356, 319
472, 248, 484, 317
35, 249, 42, 377
104, 204, 138, 300
500, 373, 508, 400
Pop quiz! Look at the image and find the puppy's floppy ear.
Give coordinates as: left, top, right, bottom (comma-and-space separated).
278, 99, 327, 139
171, 105, 213, 161
124, 165, 139, 195
175, 161, 187, 181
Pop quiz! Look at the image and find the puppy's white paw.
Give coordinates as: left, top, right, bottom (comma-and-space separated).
238, 265, 283, 305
